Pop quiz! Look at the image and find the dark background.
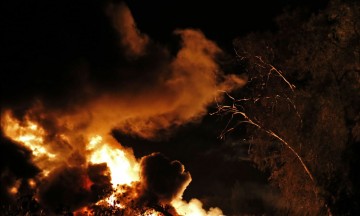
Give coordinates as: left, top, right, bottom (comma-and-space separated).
127, 0, 328, 49
1, 0, 329, 214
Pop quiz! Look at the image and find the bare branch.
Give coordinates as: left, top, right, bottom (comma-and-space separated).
221, 106, 314, 182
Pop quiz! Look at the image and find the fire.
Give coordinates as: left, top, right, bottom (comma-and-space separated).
88, 135, 103, 149
87, 135, 140, 208
1, 110, 223, 215
73, 207, 92, 216
172, 199, 223, 216
87, 135, 140, 186
8, 180, 21, 195
2, 111, 55, 159
143, 209, 164, 216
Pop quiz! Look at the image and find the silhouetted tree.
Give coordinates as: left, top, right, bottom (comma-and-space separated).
216, 0, 360, 214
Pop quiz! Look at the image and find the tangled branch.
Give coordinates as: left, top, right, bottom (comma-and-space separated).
211, 99, 314, 182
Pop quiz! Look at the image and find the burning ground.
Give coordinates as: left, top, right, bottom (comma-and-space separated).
0, 1, 244, 215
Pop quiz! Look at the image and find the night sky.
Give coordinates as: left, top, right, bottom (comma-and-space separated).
1, 0, 333, 215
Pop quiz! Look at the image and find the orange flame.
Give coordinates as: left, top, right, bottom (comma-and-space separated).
1, 111, 57, 176
2, 111, 55, 159
87, 135, 140, 186
1, 110, 223, 215
143, 209, 164, 216
172, 198, 223, 216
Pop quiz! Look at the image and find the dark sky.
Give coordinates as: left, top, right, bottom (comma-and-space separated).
1, 0, 329, 214
1, 0, 328, 105
127, 0, 328, 48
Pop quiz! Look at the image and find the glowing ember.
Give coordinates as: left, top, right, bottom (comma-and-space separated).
73, 207, 92, 216
28, 179, 37, 188
9, 187, 18, 195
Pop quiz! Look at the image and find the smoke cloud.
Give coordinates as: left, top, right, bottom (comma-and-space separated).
2, 1, 246, 140
38, 164, 112, 213
1, 0, 243, 214
107, 2, 149, 58
138, 153, 191, 204
0, 131, 39, 204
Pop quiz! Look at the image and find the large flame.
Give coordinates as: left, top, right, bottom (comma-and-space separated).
2, 111, 55, 159
1, 110, 223, 215
87, 135, 140, 186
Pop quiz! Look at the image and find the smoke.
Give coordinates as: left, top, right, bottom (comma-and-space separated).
107, 152, 223, 216
1, 0, 243, 214
2, 1, 246, 140
105, 153, 192, 215
55, 22, 246, 140
107, 2, 149, 58
138, 153, 191, 204
0, 131, 39, 204
172, 198, 223, 216
38, 163, 112, 213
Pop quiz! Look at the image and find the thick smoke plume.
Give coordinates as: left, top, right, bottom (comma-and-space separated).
1, 0, 242, 214
107, 2, 149, 58
38, 164, 112, 213
138, 153, 191, 204
0, 130, 39, 204
2, 1, 245, 140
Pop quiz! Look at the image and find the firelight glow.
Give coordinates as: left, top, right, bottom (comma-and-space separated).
88, 135, 140, 186
1, 110, 223, 215
2, 111, 55, 159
